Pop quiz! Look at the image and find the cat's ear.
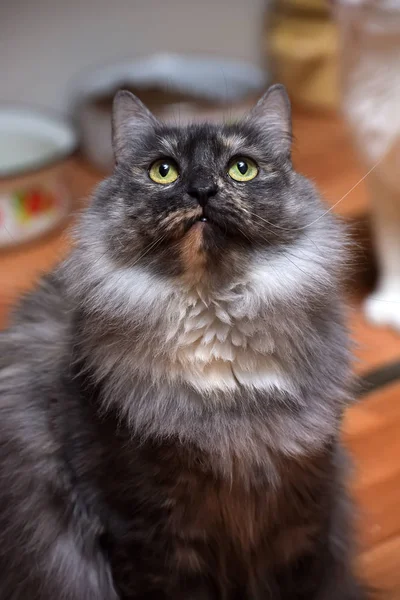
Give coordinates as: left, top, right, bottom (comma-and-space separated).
112, 90, 158, 163
249, 84, 292, 157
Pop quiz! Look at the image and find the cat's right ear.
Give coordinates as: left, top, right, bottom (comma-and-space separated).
249, 84, 292, 158
112, 90, 158, 163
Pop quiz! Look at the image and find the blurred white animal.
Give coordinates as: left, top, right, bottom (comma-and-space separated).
334, 0, 400, 329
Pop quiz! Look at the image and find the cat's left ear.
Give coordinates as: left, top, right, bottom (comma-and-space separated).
112, 90, 158, 163
249, 84, 292, 158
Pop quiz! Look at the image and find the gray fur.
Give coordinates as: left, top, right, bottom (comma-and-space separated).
0, 85, 365, 599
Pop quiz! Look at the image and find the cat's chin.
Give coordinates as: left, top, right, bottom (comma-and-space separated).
183, 213, 210, 228
180, 216, 248, 258
186, 218, 208, 231
181, 216, 220, 245
184, 213, 231, 239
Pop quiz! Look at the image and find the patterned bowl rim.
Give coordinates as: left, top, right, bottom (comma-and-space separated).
0, 105, 78, 181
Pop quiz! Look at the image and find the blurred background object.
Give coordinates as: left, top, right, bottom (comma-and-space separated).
0, 108, 76, 248
73, 54, 267, 171
267, 0, 339, 110
0, 0, 268, 113
2, 0, 400, 596
335, 0, 400, 330
0, 0, 270, 181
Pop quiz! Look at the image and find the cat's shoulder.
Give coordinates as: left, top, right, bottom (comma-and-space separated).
1, 271, 71, 351
5, 271, 70, 330
0, 272, 73, 439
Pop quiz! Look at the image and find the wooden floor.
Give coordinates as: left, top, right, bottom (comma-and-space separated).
1, 108, 400, 597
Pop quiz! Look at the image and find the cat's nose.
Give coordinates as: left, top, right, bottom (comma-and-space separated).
188, 183, 218, 208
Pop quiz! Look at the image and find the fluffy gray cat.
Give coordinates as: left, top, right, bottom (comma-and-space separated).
0, 85, 366, 599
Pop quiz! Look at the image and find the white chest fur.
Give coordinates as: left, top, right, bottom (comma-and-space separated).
162, 289, 291, 395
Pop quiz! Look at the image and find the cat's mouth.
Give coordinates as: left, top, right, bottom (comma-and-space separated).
184, 213, 211, 233
162, 207, 235, 244
182, 208, 242, 242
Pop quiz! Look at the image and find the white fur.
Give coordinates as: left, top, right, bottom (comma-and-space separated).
73, 231, 330, 394
337, 1, 400, 329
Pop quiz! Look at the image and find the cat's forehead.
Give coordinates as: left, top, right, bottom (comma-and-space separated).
154, 123, 251, 160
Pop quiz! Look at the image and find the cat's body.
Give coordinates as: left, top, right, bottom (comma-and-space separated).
0, 87, 365, 599
335, 0, 400, 329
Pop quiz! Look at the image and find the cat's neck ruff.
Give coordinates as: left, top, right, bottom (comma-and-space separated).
75, 232, 327, 398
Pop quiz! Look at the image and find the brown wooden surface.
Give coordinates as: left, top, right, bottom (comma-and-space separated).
1, 110, 400, 597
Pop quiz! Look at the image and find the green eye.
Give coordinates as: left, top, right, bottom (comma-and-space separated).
228, 157, 258, 182
149, 159, 179, 184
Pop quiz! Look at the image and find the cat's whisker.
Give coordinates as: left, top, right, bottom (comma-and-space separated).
244, 208, 324, 257
236, 225, 253, 245
221, 69, 234, 125
249, 228, 329, 285
244, 157, 383, 234
88, 231, 168, 278
241, 207, 326, 265
298, 157, 384, 230
129, 232, 169, 269
102, 233, 171, 300
2, 224, 17, 243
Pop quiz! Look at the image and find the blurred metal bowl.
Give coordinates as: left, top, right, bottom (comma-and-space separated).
72, 53, 267, 172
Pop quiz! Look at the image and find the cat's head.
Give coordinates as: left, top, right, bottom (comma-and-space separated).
79, 84, 329, 289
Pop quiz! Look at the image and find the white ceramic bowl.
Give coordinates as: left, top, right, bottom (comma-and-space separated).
0, 108, 77, 248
